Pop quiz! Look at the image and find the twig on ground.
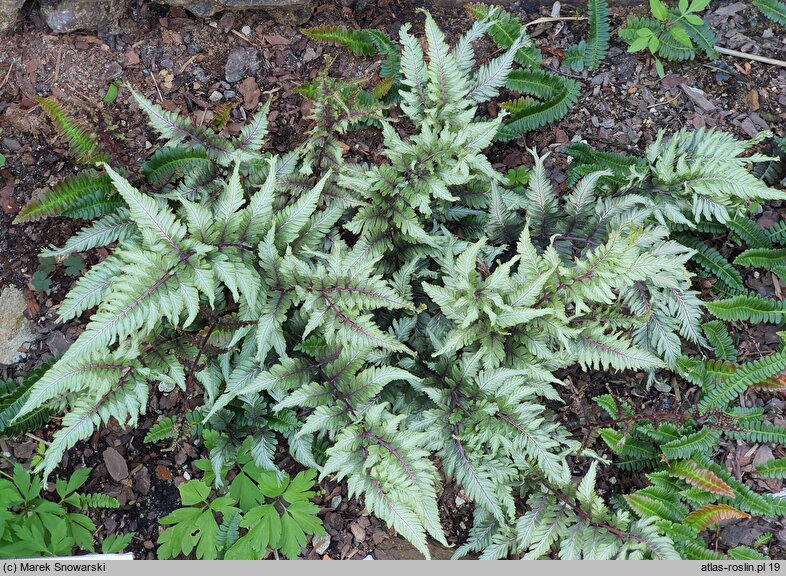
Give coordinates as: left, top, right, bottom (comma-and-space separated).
25, 432, 52, 446
525, 15, 587, 28
150, 68, 164, 102
715, 45, 786, 68
0, 63, 13, 92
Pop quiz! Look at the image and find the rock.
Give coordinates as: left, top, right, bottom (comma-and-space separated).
350, 522, 366, 542
241, 24, 251, 36
225, 47, 259, 83
40, 0, 126, 33
238, 77, 260, 109
720, 522, 764, 548
134, 466, 151, 495
753, 445, 775, 468
46, 331, 71, 356
2, 137, 21, 152
312, 534, 330, 555
0, 0, 24, 33
103, 447, 129, 481
155, 0, 314, 25
155, 464, 173, 481
302, 46, 318, 63
0, 287, 35, 365
209, 90, 223, 102
680, 84, 717, 113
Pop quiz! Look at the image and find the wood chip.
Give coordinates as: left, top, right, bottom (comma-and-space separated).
103, 447, 129, 481
155, 464, 173, 481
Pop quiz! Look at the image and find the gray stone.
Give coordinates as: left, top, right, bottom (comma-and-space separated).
2, 137, 20, 152
680, 84, 717, 113
312, 534, 330, 555
40, 0, 127, 33
225, 47, 259, 83
155, 0, 315, 25
0, 0, 24, 33
0, 287, 35, 365
102, 447, 129, 481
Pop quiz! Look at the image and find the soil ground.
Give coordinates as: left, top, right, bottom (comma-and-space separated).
0, 0, 785, 560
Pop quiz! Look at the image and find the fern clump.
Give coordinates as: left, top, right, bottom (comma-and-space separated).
10, 11, 786, 560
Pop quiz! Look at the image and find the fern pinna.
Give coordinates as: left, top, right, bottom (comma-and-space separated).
10, 11, 786, 560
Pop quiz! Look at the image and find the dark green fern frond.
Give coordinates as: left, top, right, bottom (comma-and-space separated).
706, 294, 786, 324
584, 0, 609, 70
14, 170, 120, 223
301, 26, 378, 56
562, 42, 586, 72
565, 142, 646, 188
661, 429, 720, 460
734, 247, 786, 277
144, 416, 177, 443
676, 236, 747, 296
497, 72, 580, 141
767, 221, 786, 246
142, 146, 210, 186
0, 359, 57, 438
699, 347, 786, 412
755, 458, 786, 478
36, 97, 109, 165
301, 27, 400, 83
754, 0, 786, 24
726, 422, 786, 445
728, 547, 767, 560
726, 215, 772, 248
75, 493, 120, 509
701, 320, 736, 362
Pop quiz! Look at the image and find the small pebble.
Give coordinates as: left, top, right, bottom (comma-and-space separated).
2, 137, 21, 152
363, 555, 374, 560
209, 90, 223, 102
241, 25, 251, 36
330, 495, 342, 509
312, 534, 331, 555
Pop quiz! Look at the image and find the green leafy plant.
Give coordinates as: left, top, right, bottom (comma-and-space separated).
584, 345, 786, 559
754, 0, 786, 24
10, 11, 786, 561
620, 0, 716, 76
467, 4, 581, 140
563, 0, 610, 71
0, 360, 56, 438
0, 464, 131, 558
157, 458, 324, 560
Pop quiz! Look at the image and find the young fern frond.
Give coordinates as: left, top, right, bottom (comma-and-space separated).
14, 171, 120, 223
701, 320, 736, 362
35, 97, 108, 164
0, 359, 56, 438
584, 0, 610, 70
706, 295, 786, 324
755, 0, 786, 24
698, 346, 786, 413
